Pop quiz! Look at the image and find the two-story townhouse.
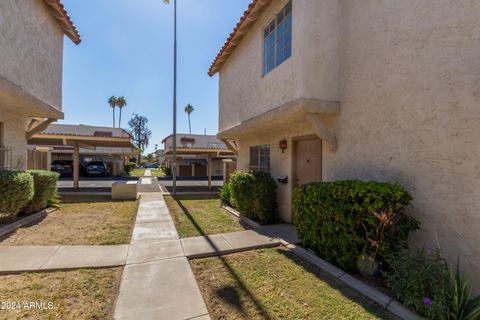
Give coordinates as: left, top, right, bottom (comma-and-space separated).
0, 0, 80, 170
210, 0, 480, 290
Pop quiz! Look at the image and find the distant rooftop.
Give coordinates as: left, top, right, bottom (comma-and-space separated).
162, 133, 228, 150
42, 124, 132, 139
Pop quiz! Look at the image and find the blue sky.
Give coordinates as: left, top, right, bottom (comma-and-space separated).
61, 0, 250, 153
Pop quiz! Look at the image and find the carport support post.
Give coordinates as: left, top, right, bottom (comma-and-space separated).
73, 142, 79, 189
208, 153, 212, 189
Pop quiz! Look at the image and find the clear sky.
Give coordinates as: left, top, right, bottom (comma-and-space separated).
61, 0, 250, 153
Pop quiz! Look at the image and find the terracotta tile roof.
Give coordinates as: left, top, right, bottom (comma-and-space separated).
208, 0, 272, 76
42, 0, 81, 45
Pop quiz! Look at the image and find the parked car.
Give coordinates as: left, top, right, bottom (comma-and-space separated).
145, 163, 160, 169
86, 161, 108, 177
51, 160, 73, 176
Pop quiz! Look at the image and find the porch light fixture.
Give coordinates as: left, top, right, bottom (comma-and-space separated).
279, 139, 288, 153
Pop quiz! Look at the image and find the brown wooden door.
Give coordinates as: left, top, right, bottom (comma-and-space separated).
294, 137, 322, 187
194, 165, 207, 177
179, 165, 192, 177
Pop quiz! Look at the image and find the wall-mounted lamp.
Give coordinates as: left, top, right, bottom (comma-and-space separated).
279, 139, 288, 153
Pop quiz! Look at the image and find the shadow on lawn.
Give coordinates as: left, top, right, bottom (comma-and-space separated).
274, 249, 398, 319
174, 196, 273, 319
174, 196, 395, 319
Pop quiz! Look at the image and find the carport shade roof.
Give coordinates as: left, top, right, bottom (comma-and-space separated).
28, 132, 137, 149
163, 147, 234, 156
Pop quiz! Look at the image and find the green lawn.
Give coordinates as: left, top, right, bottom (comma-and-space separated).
164, 195, 247, 238
0, 198, 138, 246
191, 248, 398, 320
129, 168, 164, 177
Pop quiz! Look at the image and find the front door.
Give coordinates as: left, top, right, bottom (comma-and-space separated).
293, 137, 322, 187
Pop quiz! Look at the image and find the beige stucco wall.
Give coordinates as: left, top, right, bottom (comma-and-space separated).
0, 110, 28, 170
218, 0, 480, 291
0, 0, 64, 109
218, 0, 340, 133
331, 0, 480, 291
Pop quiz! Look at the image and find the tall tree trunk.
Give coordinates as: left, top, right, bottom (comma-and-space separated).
112, 108, 115, 128
119, 109, 122, 128
188, 114, 191, 134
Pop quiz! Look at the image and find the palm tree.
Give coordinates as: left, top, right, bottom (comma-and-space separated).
116, 96, 127, 128
184, 104, 194, 134
108, 96, 117, 128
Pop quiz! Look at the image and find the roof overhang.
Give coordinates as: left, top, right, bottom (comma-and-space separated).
49, 148, 137, 156
208, 0, 272, 76
0, 76, 64, 119
42, 0, 81, 45
163, 147, 235, 156
28, 133, 136, 149
217, 98, 339, 140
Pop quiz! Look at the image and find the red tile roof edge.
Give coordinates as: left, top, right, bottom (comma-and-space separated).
42, 0, 81, 45
208, 0, 262, 77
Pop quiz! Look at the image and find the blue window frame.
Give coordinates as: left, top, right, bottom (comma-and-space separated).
263, 1, 292, 75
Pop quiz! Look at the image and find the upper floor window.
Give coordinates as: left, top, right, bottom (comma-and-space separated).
249, 145, 270, 172
263, 1, 292, 75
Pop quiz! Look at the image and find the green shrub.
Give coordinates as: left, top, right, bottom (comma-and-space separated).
219, 182, 232, 206
385, 249, 451, 318
229, 170, 277, 223
447, 259, 480, 320
23, 170, 59, 214
386, 249, 480, 319
292, 180, 419, 271
124, 162, 136, 174
0, 170, 34, 221
161, 165, 172, 176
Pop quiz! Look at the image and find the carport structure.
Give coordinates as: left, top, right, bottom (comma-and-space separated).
28, 125, 136, 189
164, 147, 235, 189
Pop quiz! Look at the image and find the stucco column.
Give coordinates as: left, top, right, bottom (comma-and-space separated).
208, 154, 212, 189
73, 142, 79, 189
46, 148, 52, 171
222, 160, 227, 183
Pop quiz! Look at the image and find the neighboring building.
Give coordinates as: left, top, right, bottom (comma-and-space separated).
28, 124, 136, 176
162, 134, 235, 179
210, 0, 480, 289
0, 0, 80, 170
154, 149, 165, 165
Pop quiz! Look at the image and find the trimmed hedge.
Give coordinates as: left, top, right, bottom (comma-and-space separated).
219, 182, 232, 206
124, 162, 136, 174
23, 170, 60, 214
0, 170, 34, 221
293, 180, 419, 271
229, 170, 277, 223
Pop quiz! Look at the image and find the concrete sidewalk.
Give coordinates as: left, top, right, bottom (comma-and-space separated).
0, 245, 129, 274
115, 194, 294, 320
115, 193, 209, 320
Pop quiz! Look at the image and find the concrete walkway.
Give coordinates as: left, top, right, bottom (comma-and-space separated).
114, 193, 208, 320
0, 245, 129, 274
114, 193, 294, 320
0, 225, 293, 274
